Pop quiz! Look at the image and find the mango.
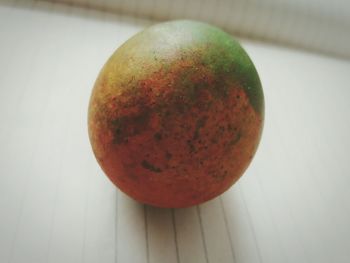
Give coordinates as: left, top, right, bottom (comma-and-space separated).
88, 20, 264, 208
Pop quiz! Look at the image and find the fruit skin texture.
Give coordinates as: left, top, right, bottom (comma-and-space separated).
88, 20, 264, 208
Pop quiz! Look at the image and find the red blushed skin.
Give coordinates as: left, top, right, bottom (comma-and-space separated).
99, 92, 260, 207
88, 20, 264, 208
89, 72, 262, 207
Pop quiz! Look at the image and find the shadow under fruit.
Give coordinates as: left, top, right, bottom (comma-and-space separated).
88, 20, 264, 208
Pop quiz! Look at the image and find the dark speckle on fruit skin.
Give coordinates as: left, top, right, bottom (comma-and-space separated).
229, 132, 242, 146
141, 160, 162, 173
193, 117, 207, 140
154, 132, 162, 141
111, 110, 151, 144
165, 151, 172, 160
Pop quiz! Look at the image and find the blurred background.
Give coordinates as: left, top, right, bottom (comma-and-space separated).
54, 0, 350, 58
0, 0, 349, 263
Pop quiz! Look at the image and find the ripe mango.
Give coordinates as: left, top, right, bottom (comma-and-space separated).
88, 20, 264, 208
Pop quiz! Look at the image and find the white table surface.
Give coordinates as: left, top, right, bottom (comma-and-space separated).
1, 1, 350, 263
